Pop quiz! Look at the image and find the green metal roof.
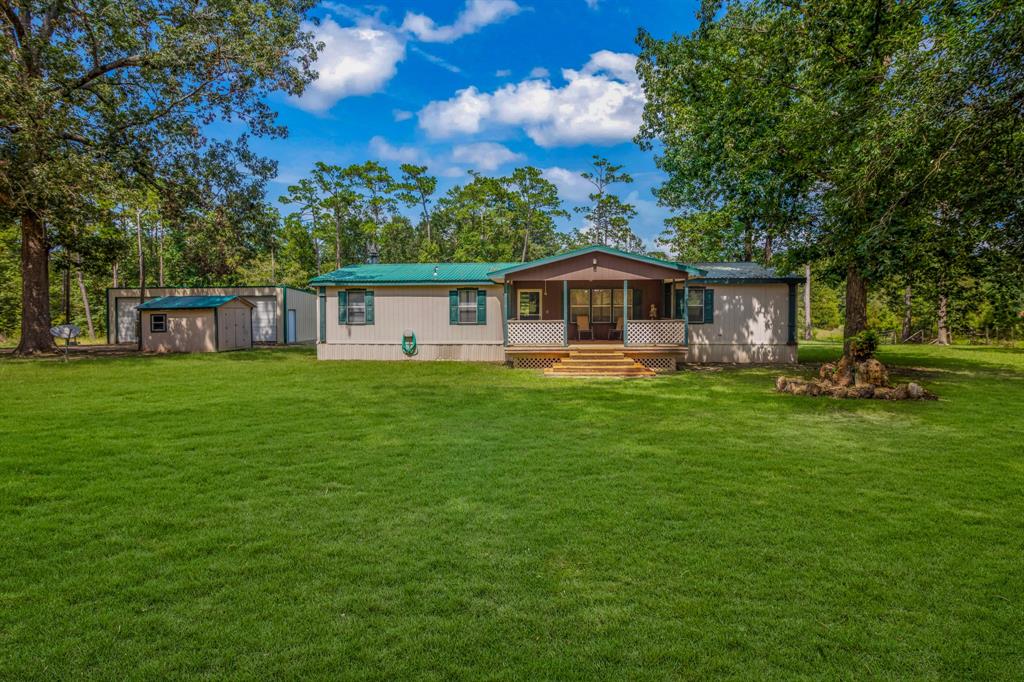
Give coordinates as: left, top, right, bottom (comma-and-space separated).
689, 262, 803, 283
137, 295, 245, 310
310, 262, 516, 286
486, 245, 707, 278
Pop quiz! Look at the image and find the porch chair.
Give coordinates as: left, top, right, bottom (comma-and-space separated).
577, 314, 593, 340
608, 316, 624, 341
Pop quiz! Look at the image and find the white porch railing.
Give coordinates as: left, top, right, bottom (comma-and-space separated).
626, 319, 686, 346
506, 320, 565, 346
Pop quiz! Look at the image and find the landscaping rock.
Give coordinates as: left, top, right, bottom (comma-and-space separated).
856, 358, 889, 387
872, 386, 895, 400
892, 384, 909, 400
834, 356, 854, 387
907, 382, 924, 399
819, 362, 837, 381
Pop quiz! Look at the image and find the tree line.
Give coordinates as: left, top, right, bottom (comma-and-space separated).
3, 0, 1021, 353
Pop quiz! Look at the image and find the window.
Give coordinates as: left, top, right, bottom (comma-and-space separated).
570, 289, 590, 323
687, 287, 705, 324
613, 288, 641, 322
150, 314, 167, 333
458, 288, 478, 324
339, 289, 374, 325
518, 290, 541, 320
591, 288, 612, 323
348, 290, 367, 324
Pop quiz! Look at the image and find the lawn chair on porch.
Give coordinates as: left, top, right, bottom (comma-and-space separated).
608, 317, 623, 341
577, 314, 593, 340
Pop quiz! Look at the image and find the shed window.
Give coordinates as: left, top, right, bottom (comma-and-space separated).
687, 287, 705, 324
150, 314, 167, 333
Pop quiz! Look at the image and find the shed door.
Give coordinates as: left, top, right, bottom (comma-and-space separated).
286, 309, 297, 343
251, 297, 276, 343
116, 298, 140, 343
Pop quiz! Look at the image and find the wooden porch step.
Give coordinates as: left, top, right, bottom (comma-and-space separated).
545, 347, 655, 377
544, 367, 656, 377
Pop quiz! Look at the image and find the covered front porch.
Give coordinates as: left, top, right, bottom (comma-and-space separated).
487, 246, 705, 371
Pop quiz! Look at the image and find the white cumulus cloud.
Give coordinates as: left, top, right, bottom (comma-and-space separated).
451, 142, 525, 171
542, 167, 593, 202
369, 136, 421, 163
528, 66, 549, 79
294, 16, 405, 113
401, 0, 522, 43
417, 51, 643, 147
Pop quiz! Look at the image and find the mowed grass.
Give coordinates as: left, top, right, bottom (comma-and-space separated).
1, 343, 1022, 680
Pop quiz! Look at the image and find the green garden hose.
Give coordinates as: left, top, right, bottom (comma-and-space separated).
401, 331, 417, 356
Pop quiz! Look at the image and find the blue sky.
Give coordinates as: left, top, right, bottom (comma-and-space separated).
251, 0, 701, 248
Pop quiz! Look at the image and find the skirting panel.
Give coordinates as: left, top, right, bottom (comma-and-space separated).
510, 356, 558, 369
687, 343, 797, 364
317, 343, 505, 362
633, 356, 679, 373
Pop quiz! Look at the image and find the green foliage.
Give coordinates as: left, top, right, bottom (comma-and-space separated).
0, 223, 20, 338
636, 0, 1024, 339
571, 156, 643, 252
847, 330, 881, 361
810, 280, 842, 330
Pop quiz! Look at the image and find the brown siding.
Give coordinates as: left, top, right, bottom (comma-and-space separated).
505, 251, 689, 281
512, 279, 666, 340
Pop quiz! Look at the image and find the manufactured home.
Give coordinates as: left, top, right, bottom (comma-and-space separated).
137, 296, 254, 353
107, 286, 316, 346
309, 246, 802, 373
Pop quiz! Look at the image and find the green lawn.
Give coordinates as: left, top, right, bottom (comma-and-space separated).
2, 344, 1022, 679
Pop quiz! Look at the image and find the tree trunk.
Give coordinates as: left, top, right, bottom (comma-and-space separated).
136, 209, 146, 352
76, 265, 95, 340
763, 234, 773, 264
843, 263, 868, 355
112, 261, 119, 288
15, 210, 54, 354
936, 292, 950, 345
335, 212, 342, 270
901, 285, 912, 342
743, 221, 753, 262
803, 263, 812, 341
157, 222, 165, 287
62, 265, 71, 323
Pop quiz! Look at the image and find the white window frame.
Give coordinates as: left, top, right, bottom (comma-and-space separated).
457, 288, 479, 325
687, 286, 705, 324
347, 289, 367, 325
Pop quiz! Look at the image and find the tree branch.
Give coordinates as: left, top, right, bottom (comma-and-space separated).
63, 53, 149, 91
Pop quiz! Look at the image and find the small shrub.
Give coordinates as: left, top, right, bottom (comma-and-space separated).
847, 329, 880, 361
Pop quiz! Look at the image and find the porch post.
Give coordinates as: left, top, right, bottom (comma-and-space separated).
683, 279, 689, 346
670, 279, 676, 319
623, 279, 629, 347
562, 279, 568, 346
503, 282, 510, 346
